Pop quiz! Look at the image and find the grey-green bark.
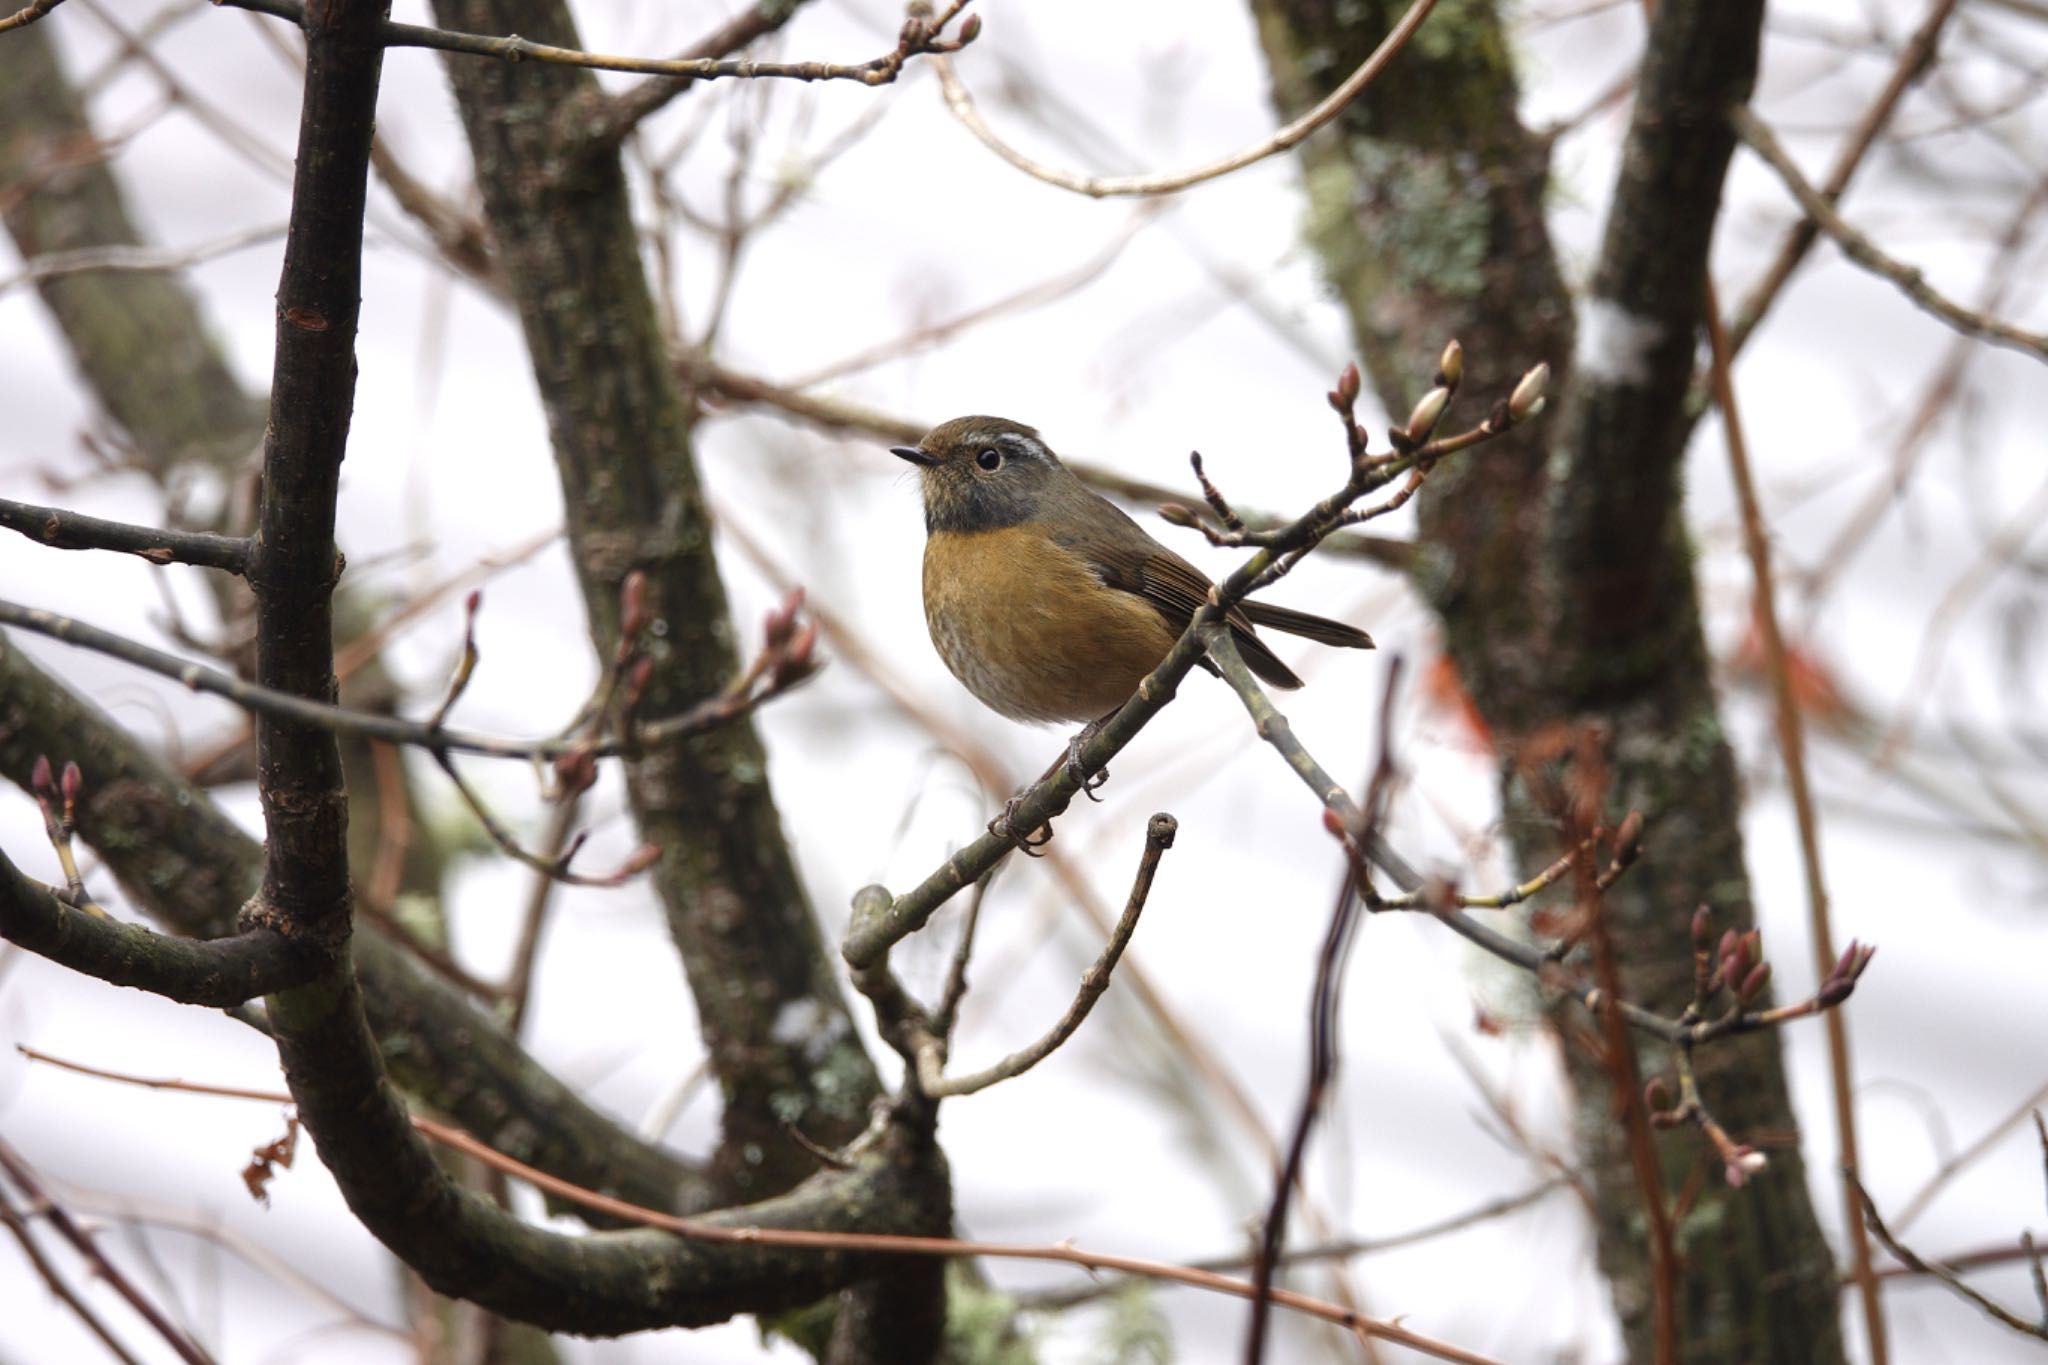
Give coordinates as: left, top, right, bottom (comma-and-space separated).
427, 0, 883, 1206
1248, 1, 1849, 1360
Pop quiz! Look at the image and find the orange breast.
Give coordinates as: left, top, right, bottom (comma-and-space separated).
923, 525, 1180, 724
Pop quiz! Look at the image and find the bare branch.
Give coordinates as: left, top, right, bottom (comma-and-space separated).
0, 497, 252, 573
1728, 0, 1963, 352
920, 813, 1175, 1099
0, 0, 65, 34
1857, 1178, 2048, 1342
1733, 106, 2048, 363
0, 1138, 215, 1365
1703, 278, 1885, 1344
932, 0, 1441, 198
220, 0, 978, 88
0, 222, 283, 296
0, 597, 816, 760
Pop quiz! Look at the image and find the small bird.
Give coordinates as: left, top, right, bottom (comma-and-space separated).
893, 417, 1374, 836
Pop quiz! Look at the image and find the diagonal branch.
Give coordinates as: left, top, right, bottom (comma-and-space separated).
932, 0, 1439, 198
1732, 106, 2048, 363
916, 813, 1176, 1099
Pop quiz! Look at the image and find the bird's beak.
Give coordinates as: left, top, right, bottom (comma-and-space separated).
891, 445, 938, 467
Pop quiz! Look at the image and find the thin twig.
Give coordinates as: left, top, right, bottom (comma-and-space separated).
783, 203, 1166, 389
1733, 106, 2048, 362
1246, 667, 1399, 1365
0, 499, 252, 573
1704, 280, 1887, 1359
0, 0, 65, 34
0, 223, 284, 296
1856, 1178, 2048, 1341
0, 1138, 215, 1365
1020, 1178, 1566, 1311
0, 598, 812, 761
0, 1184, 148, 1365
503, 794, 582, 1035
929, 865, 997, 1044
14, 1049, 1501, 1365
220, 0, 977, 87
1728, 0, 1962, 353
920, 814, 1175, 1099
932, 0, 1441, 198
1894, 1078, 2048, 1232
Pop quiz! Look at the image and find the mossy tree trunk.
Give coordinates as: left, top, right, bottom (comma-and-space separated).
1247, 2, 1851, 1359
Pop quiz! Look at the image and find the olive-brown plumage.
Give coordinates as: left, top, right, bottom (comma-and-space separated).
893, 417, 1373, 725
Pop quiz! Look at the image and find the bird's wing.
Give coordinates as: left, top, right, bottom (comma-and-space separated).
1045, 501, 1303, 689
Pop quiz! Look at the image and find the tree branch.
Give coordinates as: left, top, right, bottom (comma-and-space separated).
917, 813, 1175, 1099
932, 0, 1439, 198
1732, 105, 2048, 363
220, 0, 976, 89
0, 498, 252, 573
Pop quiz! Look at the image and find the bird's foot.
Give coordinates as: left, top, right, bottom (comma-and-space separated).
990, 794, 1054, 857
1064, 718, 1110, 802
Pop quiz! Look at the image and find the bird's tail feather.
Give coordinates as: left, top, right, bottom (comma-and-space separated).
1241, 600, 1375, 650
1226, 626, 1304, 690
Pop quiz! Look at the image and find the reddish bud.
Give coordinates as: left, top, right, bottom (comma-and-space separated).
957, 13, 981, 42
1336, 362, 1361, 409
1645, 1077, 1669, 1109
623, 657, 656, 711
31, 754, 52, 798
1739, 961, 1772, 1003
786, 620, 819, 668
1690, 905, 1713, 946
1322, 806, 1346, 838
1613, 809, 1643, 857
464, 588, 482, 616
553, 749, 598, 798
60, 761, 82, 805
619, 571, 649, 640
1716, 928, 1740, 968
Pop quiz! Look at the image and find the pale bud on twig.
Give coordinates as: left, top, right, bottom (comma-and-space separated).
1405, 386, 1450, 443
1508, 362, 1550, 422
1437, 339, 1464, 390
1157, 503, 1200, 529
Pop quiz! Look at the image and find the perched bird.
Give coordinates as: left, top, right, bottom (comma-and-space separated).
892, 416, 1373, 795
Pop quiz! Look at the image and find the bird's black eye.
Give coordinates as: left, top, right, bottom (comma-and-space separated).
975, 447, 1002, 472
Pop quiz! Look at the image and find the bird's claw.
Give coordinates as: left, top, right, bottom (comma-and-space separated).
1064, 742, 1108, 802
991, 794, 1054, 856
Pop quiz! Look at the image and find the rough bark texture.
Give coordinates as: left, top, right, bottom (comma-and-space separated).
1248, 1, 1850, 1360
427, 0, 883, 1205
0, 24, 268, 476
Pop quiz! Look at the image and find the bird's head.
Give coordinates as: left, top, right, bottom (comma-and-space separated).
892, 416, 1068, 534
